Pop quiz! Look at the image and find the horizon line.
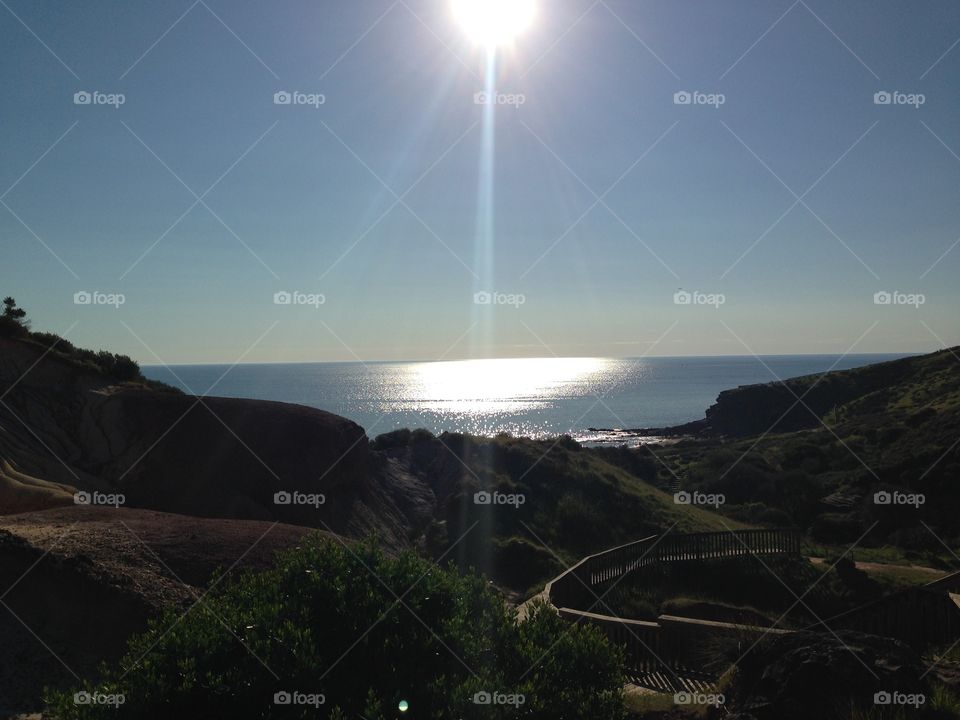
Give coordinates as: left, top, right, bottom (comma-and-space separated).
141, 350, 922, 368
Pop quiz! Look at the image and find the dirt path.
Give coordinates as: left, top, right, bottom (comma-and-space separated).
808, 556, 947, 579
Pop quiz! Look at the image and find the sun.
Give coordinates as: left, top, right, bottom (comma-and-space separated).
452, 0, 536, 48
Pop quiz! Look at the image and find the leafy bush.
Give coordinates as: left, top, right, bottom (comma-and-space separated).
45, 537, 625, 719
28, 331, 76, 353
94, 350, 140, 381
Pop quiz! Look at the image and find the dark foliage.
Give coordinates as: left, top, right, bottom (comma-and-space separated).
45, 538, 625, 719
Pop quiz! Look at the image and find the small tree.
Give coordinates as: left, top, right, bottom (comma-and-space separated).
0, 296, 29, 337
92, 351, 142, 382
95, 350, 116, 375
111, 354, 140, 382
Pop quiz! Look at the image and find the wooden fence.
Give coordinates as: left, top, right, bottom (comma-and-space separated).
543, 528, 801, 673
547, 529, 800, 607
545, 527, 960, 677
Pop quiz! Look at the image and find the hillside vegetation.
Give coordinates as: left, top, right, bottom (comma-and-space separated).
373, 430, 742, 594
653, 348, 960, 560
45, 538, 626, 720
0, 296, 177, 391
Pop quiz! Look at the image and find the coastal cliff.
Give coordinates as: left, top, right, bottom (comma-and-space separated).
702, 353, 927, 437
0, 336, 433, 546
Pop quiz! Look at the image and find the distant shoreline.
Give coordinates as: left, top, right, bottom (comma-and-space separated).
141, 354, 913, 445
142, 351, 918, 369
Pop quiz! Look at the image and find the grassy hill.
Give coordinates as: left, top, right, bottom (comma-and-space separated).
651, 348, 960, 562
373, 430, 742, 595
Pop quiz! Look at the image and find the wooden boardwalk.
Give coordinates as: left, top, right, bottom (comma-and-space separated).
539, 526, 960, 692
541, 528, 801, 685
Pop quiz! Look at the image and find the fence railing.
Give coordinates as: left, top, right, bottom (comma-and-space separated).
546, 528, 800, 607
555, 606, 792, 673
557, 608, 664, 674
543, 528, 801, 674
651, 528, 801, 564
545, 527, 960, 678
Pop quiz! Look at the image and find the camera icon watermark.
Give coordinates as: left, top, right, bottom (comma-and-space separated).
874, 691, 925, 708
474, 291, 526, 308
74, 290, 126, 308
674, 490, 725, 509
673, 90, 725, 108
873, 290, 925, 308
273, 691, 325, 707
74, 90, 126, 108
74, 490, 126, 508
273, 490, 326, 509
273, 91, 325, 108
473, 490, 525, 509
873, 91, 925, 108
74, 691, 125, 708
873, 490, 925, 509
674, 691, 725, 706
473, 690, 526, 706
474, 91, 526, 108
674, 290, 725, 308
273, 291, 326, 308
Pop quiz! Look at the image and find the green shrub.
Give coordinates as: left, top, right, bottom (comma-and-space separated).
28, 331, 76, 353
45, 537, 624, 719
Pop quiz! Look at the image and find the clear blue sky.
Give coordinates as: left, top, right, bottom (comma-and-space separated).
2, 0, 959, 363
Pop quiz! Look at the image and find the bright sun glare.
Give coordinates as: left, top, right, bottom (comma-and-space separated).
452, 0, 536, 48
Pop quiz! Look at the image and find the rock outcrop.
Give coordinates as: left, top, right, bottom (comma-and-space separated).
0, 337, 435, 547
723, 631, 939, 720
696, 349, 954, 438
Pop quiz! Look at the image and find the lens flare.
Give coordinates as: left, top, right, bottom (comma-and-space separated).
452, 0, 536, 48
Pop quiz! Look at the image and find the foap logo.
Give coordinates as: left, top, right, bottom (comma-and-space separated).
474, 91, 526, 108
74, 691, 125, 708
474, 291, 526, 308
874, 490, 925, 509
874, 91, 925, 109
874, 691, 925, 708
273, 291, 326, 308
273, 691, 325, 708
273, 490, 326, 508
273, 91, 325, 108
674, 290, 725, 308
674, 691, 725, 707
473, 691, 526, 707
74, 90, 125, 108
674, 90, 725, 108
74, 291, 126, 308
474, 490, 525, 509
674, 490, 725, 509
873, 291, 925, 308
74, 490, 126, 508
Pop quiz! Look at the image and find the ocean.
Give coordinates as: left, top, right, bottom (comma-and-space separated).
142, 354, 907, 446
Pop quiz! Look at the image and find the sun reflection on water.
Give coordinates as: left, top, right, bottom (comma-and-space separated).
400, 357, 611, 415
